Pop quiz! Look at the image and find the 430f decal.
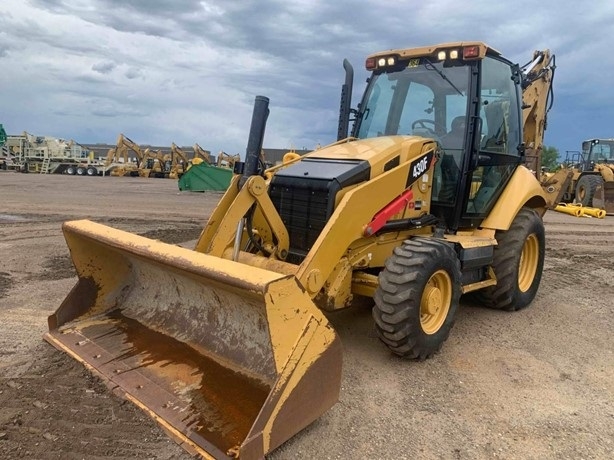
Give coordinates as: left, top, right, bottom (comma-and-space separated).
406, 150, 434, 187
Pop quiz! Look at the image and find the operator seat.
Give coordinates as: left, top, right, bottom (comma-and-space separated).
437, 116, 465, 203
441, 116, 466, 150
482, 101, 508, 152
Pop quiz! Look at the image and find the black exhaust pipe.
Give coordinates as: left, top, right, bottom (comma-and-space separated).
240, 95, 270, 188
337, 59, 354, 141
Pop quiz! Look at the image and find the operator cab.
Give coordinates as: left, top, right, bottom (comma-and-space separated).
583, 138, 614, 166
351, 42, 524, 231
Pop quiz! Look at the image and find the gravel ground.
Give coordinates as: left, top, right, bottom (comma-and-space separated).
0, 172, 612, 459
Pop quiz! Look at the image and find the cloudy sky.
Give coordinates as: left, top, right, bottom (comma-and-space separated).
1, 1, 612, 157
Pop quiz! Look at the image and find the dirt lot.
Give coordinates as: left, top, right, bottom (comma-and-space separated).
0, 172, 612, 459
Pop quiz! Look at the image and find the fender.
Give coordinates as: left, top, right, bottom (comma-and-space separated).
480, 166, 547, 231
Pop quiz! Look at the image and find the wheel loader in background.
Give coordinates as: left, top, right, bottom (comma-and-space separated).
556, 138, 614, 213
45, 42, 561, 459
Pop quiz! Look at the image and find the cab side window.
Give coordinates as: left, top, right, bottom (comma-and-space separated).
466, 57, 522, 216
479, 59, 521, 155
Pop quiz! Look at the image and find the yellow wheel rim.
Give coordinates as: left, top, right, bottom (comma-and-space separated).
420, 269, 452, 335
518, 234, 539, 292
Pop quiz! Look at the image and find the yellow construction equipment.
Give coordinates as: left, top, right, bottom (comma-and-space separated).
554, 203, 606, 218
103, 134, 146, 177
554, 203, 584, 217
103, 144, 135, 176
555, 139, 614, 214
137, 145, 186, 179
138, 148, 166, 177
168, 143, 191, 179
216, 151, 241, 169
193, 143, 214, 165
579, 205, 607, 218
46, 42, 560, 459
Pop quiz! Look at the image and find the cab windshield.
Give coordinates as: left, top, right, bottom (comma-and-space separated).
354, 58, 470, 151
585, 139, 614, 163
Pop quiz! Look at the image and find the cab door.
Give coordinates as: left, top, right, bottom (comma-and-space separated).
461, 56, 524, 223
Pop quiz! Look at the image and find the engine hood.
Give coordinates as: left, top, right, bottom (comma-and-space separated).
307, 136, 437, 178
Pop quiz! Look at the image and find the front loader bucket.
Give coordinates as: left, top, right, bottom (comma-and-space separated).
44, 220, 342, 459
593, 181, 614, 215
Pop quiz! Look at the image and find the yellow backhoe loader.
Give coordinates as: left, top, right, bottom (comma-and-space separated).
45, 42, 560, 459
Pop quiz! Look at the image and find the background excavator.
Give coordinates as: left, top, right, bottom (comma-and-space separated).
216, 150, 241, 169
46, 42, 559, 459
193, 143, 214, 164
103, 133, 144, 177
168, 142, 191, 179
138, 147, 167, 178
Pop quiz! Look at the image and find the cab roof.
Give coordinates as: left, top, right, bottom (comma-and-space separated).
367, 41, 502, 61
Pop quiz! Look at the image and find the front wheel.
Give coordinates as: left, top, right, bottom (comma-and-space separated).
373, 238, 462, 359
575, 175, 603, 207
472, 207, 545, 311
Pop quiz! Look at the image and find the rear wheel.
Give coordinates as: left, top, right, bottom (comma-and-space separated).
76, 166, 86, 176
66, 166, 76, 175
473, 207, 545, 311
576, 174, 603, 207
86, 166, 98, 176
373, 238, 462, 359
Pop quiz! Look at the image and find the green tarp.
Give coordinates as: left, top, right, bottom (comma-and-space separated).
178, 163, 233, 192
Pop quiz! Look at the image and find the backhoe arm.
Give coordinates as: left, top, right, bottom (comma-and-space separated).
521, 49, 556, 176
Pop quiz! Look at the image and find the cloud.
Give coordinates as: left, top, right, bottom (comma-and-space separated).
92, 61, 116, 74
1, 0, 613, 155
124, 67, 142, 79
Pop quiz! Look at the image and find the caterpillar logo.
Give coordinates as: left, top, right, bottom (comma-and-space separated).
406, 151, 434, 187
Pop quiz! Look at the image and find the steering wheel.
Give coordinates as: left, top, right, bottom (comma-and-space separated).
411, 119, 446, 136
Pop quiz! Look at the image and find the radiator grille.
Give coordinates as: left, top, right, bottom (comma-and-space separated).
269, 181, 330, 263
268, 157, 370, 264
